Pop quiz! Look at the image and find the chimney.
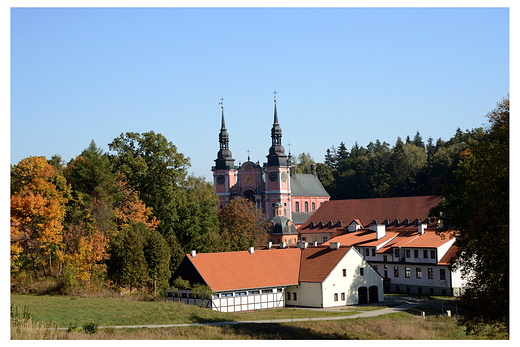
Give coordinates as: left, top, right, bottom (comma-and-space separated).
267, 241, 272, 249
313, 241, 318, 246
279, 242, 286, 249
329, 242, 340, 250
376, 224, 386, 240
418, 224, 427, 235
190, 250, 196, 258
297, 241, 308, 250
248, 247, 255, 254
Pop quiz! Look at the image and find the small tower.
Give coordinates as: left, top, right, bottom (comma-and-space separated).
212, 98, 237, 209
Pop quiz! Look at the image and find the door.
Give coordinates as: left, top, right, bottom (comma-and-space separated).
369, 285, 379, 303
358, 287, 368, 304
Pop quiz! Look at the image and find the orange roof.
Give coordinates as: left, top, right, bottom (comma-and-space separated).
300, 195, 441, 231
438, 244, 459, 265
401, 230, 454, 248
322, 229, 401, 248
187, 248, 301, 292
299, 246, 352, 282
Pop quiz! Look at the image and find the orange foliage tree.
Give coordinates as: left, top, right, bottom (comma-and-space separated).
11, 156, 71, 276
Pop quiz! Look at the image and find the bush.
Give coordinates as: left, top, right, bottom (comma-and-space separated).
82, 322, 99, 334
11, 303, 32, 325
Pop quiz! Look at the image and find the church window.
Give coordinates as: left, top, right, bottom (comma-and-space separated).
305, 202, 309, 212
295, 202, 300, 212
312, 202, 316, 211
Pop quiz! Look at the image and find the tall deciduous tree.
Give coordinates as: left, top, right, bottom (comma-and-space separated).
217, 198, 268, 252
108, 131, 190, 237
431, 95, 509, 333
11, 156, 71, 276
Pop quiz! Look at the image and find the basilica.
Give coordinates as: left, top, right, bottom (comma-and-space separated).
211, 99, 330, 243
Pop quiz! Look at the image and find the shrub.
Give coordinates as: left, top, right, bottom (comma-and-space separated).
82, 322, 99, 334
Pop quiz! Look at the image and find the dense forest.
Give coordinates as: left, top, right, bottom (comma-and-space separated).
298, 128, 485, 200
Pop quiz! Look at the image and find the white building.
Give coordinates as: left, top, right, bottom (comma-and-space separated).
169, 242, 383, 312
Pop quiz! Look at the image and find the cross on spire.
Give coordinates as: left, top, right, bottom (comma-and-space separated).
219, 96, 224, 109
273, 90, 277, 103
247, 148, 250, 161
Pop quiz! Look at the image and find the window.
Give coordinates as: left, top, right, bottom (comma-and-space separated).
341, 293, 345, 300
416, 267, 422, 279
365, 248, 370, 256
418, 287, 422, 294
334, 293, 338, 301
295, 202, 300, 213
305, 202, 309, 212
343, 269, 347, 277
249, 290, 260, 295
394, 266, 399, 277
440, 269, 446, 280
414, 250, 419, 258
360, 267, 365, 276
394, 248, 399, 258
286, 292, 291, 300
406, 250, 410, 258
423, 250, 428, 258
428, 268, 434, 279
323, 236, 328, 242
312, 202, 316, 211
374, 266, 378, 271
431, 250, 436, 259
372, 248, 376, 257
262, 289, 273, 293
383, 255, 388, 262
405, 267, 411, 278
293, 293, 297, 301
302, 237, 306, 242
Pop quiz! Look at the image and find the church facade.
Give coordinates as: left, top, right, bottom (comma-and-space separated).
212, 99, 330, 227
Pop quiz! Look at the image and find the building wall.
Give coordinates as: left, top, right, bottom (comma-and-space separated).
298, 232, 335, 244
285, 282, 322, 308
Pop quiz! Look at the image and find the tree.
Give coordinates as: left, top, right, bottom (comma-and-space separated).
108, 131, 190, 237
11, 156, 71, 276
430, 95, 509, 334
143, 228, 171, 296
217, 198, 268, 251
294, 153, 315, 174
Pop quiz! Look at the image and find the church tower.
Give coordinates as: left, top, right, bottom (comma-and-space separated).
264, 95, 292, 220
212, 99, 237, 209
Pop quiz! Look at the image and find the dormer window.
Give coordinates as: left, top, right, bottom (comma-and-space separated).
384, 219, 390, 226
318, 221, 324, 228
372, 219, 379, 225
328, 220, 334, 227
415, 218, 421, 225
425, 217, 431, 225
310, 221, 316, 228
395, 218, 400, 226
404, 218, 411, 225
338, 220, 343, 227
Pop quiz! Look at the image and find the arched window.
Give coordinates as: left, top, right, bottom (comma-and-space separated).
312, 202, 316, 211
295, 202, 300, 213
305, 202, 309, 212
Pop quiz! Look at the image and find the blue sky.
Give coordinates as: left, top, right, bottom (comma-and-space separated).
10, 5, 510, 180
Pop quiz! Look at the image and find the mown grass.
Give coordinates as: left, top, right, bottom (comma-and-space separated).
10, 294, 360, 328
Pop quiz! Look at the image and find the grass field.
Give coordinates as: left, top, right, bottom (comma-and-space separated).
11, 293, 507, 340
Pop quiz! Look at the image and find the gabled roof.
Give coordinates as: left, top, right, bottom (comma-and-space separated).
402, 230, 454, 248
291, 173, 330, 197
299, 246, 352, 282
438, 244, 459, 266
322, 229, 401, 248
185, 248, 301, 292
301, 195, 441, 230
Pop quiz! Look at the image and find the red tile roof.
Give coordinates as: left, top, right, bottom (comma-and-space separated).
322, 229, 401, 248
187, 248, 301, 292
438, 244, 459, 265
300, 196, 442, 231
402, 230, 454, 248
298, 246, 353, 282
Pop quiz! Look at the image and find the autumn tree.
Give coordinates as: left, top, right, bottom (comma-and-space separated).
294, 153, 316, 174
11, 156, 71, 276
217, 198, 268, 252
431, 95, 509, 334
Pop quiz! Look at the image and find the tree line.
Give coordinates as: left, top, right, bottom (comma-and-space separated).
10, 131, 267, 296
308, 127, 485, 200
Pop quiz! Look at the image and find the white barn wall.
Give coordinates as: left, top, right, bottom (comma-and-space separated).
286, 282, 322, 307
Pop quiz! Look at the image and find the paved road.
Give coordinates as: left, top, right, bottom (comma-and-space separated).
86, 296, 427, 330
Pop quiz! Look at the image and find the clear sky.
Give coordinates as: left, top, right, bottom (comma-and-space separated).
10, 5, 510, 180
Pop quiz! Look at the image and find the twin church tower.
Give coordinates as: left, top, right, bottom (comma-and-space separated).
212, 95, 330, 229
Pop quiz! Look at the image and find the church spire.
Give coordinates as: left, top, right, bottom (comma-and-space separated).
267, 91, 287, 166
214, 97, 235, 169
